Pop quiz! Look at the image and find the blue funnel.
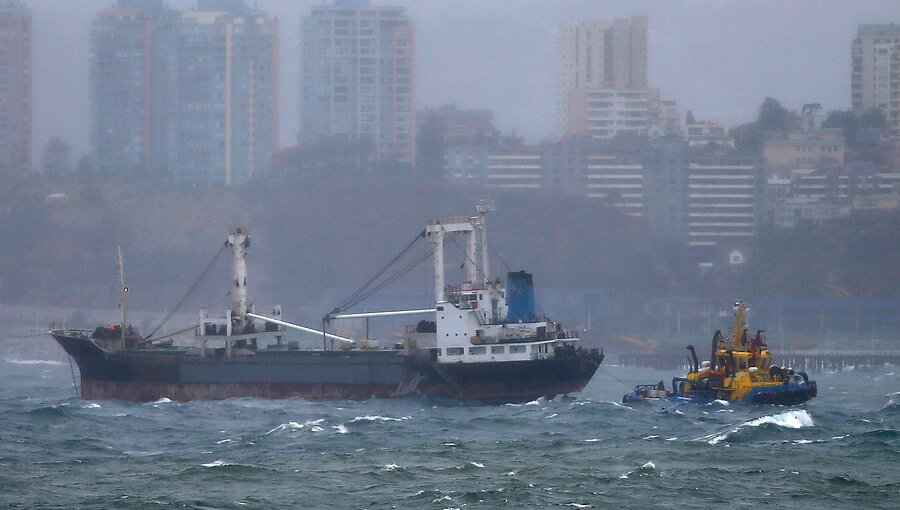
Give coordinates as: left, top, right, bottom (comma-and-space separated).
506, 271, 536, 323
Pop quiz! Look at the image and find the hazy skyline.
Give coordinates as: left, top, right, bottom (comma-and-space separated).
24, 0, 900, 161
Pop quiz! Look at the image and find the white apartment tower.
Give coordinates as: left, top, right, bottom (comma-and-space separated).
300, 0, 415, 165
851, 23, 900, 138
556, 16, 648, 137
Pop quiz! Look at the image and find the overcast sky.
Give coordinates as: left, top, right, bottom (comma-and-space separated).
23, 0, 900, 158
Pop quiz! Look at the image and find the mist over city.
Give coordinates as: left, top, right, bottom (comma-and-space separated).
2, 0, 898, 348
1, 2, 900, 507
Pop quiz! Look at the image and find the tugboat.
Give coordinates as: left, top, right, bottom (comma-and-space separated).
623, 301, 816, 405
50, 203, 603, 403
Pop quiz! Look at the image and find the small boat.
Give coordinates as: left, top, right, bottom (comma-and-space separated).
623, 301, 817, 405
622, 382, 669, 403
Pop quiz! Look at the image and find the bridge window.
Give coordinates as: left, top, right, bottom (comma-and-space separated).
469, 346, 486, 355
509, 345, 526, 354
446, 347, 464, 356
491, 345, 505, 354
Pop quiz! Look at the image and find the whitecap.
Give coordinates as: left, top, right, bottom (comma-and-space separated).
82, 403, 101, 409
567, 504, 593, 509
310, 426, 324, 432
583, 438, 601, 442
470, 461, 485, 468
619, 461, 655, 479
711, 399, 730, 407
124, 450, 162, 457
202, 460, 227, 468
265, 421, 303, 435
666, 437, 677, 441
382, 463, 401, 471
700, 409, 814, 445
332, 424, 349, 434
349, 415, 411, 423
546, 413, 558, 419
148, 398, 172, 405
3, 359, 64, 366
643, 435, 659, 440
215, 438, 235, 445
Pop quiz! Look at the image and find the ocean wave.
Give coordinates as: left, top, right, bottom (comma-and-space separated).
265, 418, 328, 435
27, 403, 69, 418
265, 421, 305, 435
4, 359, 64, 366
195, 460, 277, 474
699, 409, 815, 445
619, 461, 657, 479
348, 415, 412, 423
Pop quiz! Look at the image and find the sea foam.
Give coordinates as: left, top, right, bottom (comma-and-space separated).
702, 409, 815, 445
4, 359, 64, 366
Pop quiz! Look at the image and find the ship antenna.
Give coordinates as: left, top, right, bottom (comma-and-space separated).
118, 246, 128, 336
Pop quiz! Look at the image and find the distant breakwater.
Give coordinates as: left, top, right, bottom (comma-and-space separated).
617, 348, 900, 372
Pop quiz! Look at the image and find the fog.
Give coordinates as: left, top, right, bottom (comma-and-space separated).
3, 0, 900, 357
25, 0, 900, 155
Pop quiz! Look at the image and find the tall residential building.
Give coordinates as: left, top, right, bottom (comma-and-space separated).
851, 23, 900, 137
556, 16, 647, 137
300, 0, 415, 166
90, 0, 173, 177
0, 0, 31, 177
169, 2, 279, 186
90, 0, 278, 186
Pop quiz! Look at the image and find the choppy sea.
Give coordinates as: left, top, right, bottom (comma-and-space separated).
0, 358, 897, 509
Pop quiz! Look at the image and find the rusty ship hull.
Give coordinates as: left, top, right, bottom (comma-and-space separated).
51, 329, 603, 403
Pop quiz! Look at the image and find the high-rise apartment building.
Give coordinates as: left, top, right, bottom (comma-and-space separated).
300, 0, 415, 166
0, 0, 31, 177
851, 23, 900, 137
169, 2, 278, 186
90, 0, 278, 186
90, 0, 173, 177
556, 16, 647, 137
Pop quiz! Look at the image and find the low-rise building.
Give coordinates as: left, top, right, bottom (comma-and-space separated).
685, 122, 731, 147
763, 134, 845, 176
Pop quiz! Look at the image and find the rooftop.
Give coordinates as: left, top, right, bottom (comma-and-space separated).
857, 23, 900, 38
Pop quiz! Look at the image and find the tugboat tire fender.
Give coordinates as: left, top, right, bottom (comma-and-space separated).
798, 371, 809, 383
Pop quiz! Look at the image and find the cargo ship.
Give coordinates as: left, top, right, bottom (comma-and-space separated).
623, 301, 816, 405
50, 204, 603, 403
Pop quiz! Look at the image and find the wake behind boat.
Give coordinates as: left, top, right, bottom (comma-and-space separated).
623, 301, 816, 405
50, 203, 603, 403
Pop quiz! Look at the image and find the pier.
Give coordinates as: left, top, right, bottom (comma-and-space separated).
617, 349, 900, 373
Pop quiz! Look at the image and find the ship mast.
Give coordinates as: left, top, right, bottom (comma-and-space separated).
118, 246, 127, 333
228, 228, 250, 334
476, 199, 493, 285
